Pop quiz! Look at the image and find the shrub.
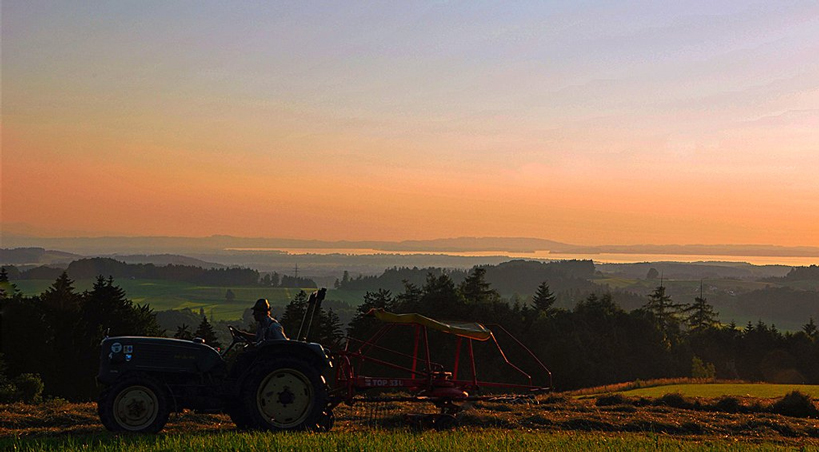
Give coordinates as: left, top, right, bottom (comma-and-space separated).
13, 373, 44, 403
691, 356, 716, 379
770, 391, 819, 418
0, 380, 15, 403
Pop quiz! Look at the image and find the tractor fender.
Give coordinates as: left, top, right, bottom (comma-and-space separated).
232, 340, 332, 394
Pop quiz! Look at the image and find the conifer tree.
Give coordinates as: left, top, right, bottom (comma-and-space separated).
682, 284, 719, 331
315, 307, 343, 347
394, 280, 423, 312
532, 281, 557, 314
0, 267, 16, 300
347, 289, 393, 337
174, 324, 194, 340
803, 317, 818, 339
419, 272, 463, 317
642, 283, 686, 338
37, 272, 83, 399
459, 267, 499, 305
279, 291, 343, 345
81, 276, 162, 340
279, 291, 309, 337
41, 271, 82, 313
194, 316, 221, 348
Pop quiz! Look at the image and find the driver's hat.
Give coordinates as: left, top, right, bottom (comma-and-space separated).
252, 298, 270, 312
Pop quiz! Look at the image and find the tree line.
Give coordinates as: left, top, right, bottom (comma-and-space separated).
334, 260, 596, 294
0, 267, 340, 402
342, 267, 819, 391
0, 268, 161, 401
3, 257, 317, 288
771, 265, 819, 282
4, 264, 819, 402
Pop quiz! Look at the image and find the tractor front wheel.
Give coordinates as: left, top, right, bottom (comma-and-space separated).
98, 374, 170, 433
241, 358, 329, 431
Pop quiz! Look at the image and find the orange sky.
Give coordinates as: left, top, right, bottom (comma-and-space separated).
2, 2, 818, 247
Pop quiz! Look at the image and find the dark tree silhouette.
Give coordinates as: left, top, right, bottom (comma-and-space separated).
803, 318, 818, 339
0, 267, 19, 300
279, 291, 343, 346
279, 291, 309, 337
393, 280, 423, 312
682, 291, 719, 331
459, 267, 500, 305
174, 324, 194, 340
419, 272, 463, 317
532, 281, 557, 314
194, 316, 221, 348
642, 283, 686, 339
38, 272, 83, 398
347, 289, 393, 338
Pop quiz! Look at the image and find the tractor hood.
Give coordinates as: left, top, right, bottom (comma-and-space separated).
97, 336, 224, 385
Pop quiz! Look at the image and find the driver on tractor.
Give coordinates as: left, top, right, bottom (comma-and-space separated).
236, 298, 288, 343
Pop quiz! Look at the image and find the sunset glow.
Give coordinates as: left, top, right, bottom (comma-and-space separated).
3, 1, 818, 247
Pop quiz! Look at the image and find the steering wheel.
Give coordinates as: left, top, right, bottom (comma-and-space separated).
228, 326, 251, 344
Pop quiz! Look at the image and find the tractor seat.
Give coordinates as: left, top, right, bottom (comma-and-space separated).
432, 371, 453, 380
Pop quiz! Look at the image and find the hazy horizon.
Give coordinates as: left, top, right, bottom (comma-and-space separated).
3, 229, 819, 263
4, 226, 819, 248
3, 2, 818, 247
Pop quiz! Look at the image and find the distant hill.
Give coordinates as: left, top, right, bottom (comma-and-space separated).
103, 254, 225, 268
0, 247, 80, 265
3, 234, 817, 260
381, 237, 571, 252
597, 261, 792, 280
0, 248, 224, 270
0, 234, 574, 254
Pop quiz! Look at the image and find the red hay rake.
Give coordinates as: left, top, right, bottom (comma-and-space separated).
328, 309, 552, 427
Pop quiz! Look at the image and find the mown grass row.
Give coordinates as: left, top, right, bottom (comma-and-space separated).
0, 430, 801, 452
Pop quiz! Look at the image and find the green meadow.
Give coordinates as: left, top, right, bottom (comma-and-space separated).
615, 383, 819, 399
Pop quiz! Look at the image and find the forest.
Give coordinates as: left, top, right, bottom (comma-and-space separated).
2, 257, 316, 288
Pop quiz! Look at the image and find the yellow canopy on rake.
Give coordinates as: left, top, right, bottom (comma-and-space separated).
368, 308, 492, 341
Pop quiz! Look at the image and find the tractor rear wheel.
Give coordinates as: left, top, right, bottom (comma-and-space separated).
241, 357, 329, 431
98, 374, 170, 433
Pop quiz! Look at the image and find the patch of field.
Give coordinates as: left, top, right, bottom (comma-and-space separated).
570, 379, 819, 400
617, 383, 819, 399
593, 276, 639, 289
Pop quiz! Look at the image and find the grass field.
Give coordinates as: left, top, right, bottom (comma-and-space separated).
12, 279, 366, 320
2, 430, 801, 452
